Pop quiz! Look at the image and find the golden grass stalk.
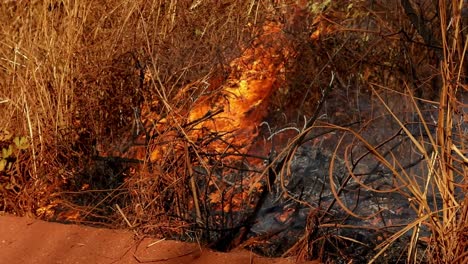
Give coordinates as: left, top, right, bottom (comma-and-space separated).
370, 1, 466, 262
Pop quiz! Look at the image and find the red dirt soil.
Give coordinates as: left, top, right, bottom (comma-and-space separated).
0, 215, 317, 264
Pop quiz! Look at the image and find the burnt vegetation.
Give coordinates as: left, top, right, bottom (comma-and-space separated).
1, 0, 467, 262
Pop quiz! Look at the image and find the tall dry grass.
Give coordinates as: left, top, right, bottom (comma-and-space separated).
0, 1, 90, 214
267, 0, 467, 262
0, 0, 267, 216
1, 0, 466, 262
302, 0, 467, 262
372, 1, 467, 262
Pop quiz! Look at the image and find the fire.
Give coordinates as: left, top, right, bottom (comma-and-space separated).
149, 22, 295, 161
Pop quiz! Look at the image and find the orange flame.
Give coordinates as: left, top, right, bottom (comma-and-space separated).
148, 22, 295, 161
96, 21, 296, 166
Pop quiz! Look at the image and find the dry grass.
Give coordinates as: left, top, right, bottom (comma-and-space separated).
0, 0, 264, 215
291, 1, 466, 262
0, 0, 467, 262
369, 1, 467, 262
261, 0, 467, 262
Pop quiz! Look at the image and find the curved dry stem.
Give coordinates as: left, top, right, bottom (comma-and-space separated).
343, 145, 405, 194
329, 133, 384, 220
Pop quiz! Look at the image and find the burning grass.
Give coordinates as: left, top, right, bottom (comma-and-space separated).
1, 0, 467, 262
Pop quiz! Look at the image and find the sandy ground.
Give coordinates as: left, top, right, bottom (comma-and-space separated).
0, 215, 317, 264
